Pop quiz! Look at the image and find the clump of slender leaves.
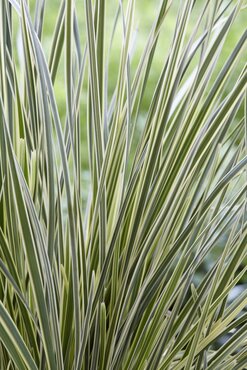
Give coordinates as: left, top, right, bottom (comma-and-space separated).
0, 0, 247, 369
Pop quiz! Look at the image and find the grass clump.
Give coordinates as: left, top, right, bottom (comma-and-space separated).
0, 0, 247, 369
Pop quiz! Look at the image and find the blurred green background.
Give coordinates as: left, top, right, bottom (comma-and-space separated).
13, 0, 242, 186
24, 0, 246, 120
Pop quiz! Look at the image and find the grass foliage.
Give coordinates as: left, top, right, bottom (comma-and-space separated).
0, 0, 247, 369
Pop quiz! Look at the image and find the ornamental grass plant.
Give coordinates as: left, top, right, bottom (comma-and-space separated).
0, 0, 247, 369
